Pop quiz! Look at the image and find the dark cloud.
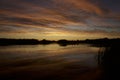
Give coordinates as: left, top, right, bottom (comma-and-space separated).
0, 16, 46, 26
0, 0, 120, 39
99, 0, 120, 12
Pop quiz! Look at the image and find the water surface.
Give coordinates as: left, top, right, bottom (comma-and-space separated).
0, 44, 101, 80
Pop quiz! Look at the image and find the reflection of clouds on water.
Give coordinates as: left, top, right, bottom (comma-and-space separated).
0, 44, 100, 80
0, 44, 99, 60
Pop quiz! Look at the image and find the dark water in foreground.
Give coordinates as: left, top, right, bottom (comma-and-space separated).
0, 44, 119, 80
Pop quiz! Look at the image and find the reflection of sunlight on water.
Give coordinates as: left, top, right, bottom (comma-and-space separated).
0, 44, 99, 66
0, 44, 99, 54
0, 44, 100, 80
0, 44, 61, 51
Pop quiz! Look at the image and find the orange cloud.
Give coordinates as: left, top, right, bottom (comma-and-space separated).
0, 0, 120, 40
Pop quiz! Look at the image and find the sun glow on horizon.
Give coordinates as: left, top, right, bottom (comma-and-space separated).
0, 0, 120, 40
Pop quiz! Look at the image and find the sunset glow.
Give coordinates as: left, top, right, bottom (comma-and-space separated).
0, 0, 120, 40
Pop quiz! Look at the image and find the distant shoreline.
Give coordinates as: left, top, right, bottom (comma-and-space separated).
0, 38, 120, 46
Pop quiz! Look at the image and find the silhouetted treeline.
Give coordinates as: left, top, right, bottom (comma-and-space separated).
39, 39, 55, 45
0, 38, 40, 45
57, 38, 120, 46
85, 38, 120, 47
0, 38, 120, 46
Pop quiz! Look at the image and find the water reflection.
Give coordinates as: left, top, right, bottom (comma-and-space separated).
0, 44, 101, 80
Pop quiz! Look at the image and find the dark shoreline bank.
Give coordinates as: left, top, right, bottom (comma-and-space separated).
0, 38, 120, 47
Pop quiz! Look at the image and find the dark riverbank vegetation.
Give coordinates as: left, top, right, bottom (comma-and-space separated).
98, 41, 120, 80
0, 38, 120, 46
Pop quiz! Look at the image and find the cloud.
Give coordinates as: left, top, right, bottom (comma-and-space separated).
0, 0, 120, 39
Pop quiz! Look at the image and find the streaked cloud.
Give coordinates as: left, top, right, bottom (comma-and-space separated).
0, 0, 120, 40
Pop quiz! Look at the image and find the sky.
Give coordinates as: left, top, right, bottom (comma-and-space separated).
0, 0, 120, 40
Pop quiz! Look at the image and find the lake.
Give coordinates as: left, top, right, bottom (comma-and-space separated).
0, 44, 102, 80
